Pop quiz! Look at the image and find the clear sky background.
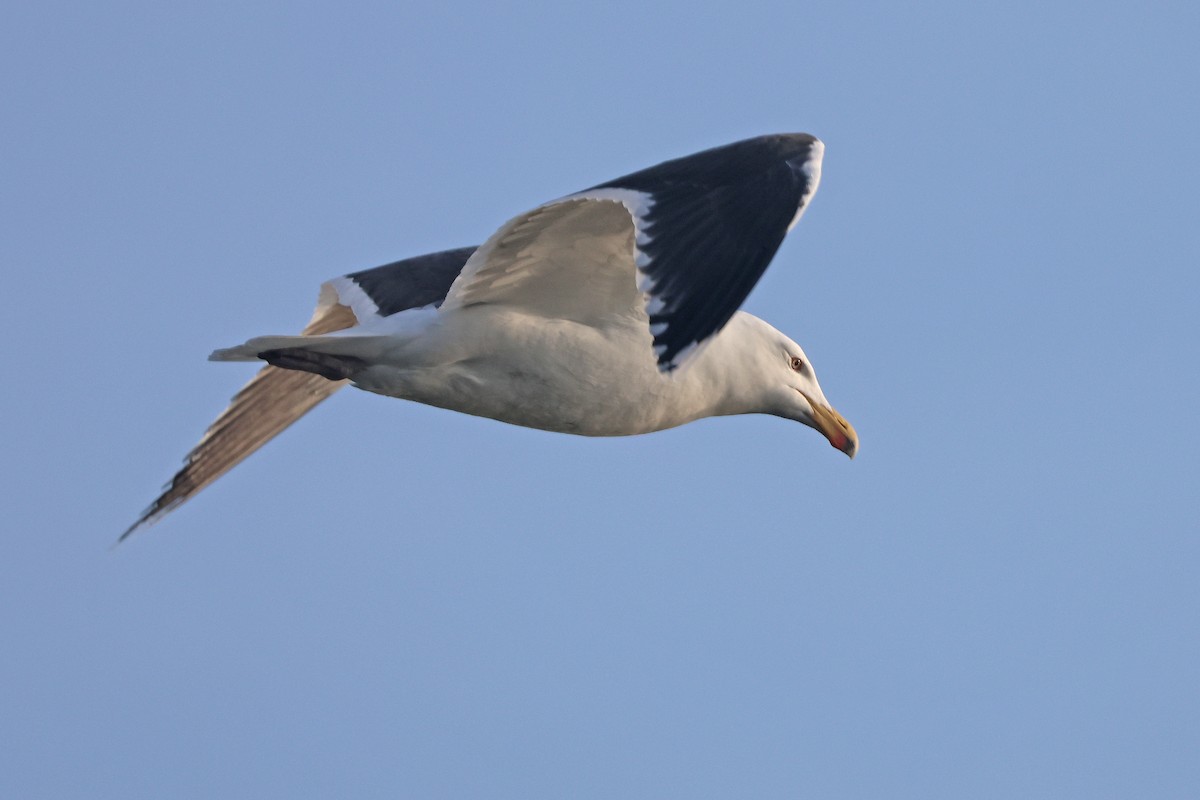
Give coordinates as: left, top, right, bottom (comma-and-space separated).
3, 2, 1197, 797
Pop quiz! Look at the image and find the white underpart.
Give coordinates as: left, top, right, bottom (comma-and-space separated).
788, 138, 824, 232
345, 307, 807, 437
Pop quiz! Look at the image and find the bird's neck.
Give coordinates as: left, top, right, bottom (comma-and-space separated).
678, 316, 774, 419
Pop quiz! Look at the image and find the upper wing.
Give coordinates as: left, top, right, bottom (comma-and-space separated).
122, 247, 478, 541
441, 198, 644, 326
443, 133, 825, 371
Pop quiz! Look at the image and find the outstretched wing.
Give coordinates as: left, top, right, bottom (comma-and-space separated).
122, 247, 477, 541
121, 298, 356, 540
443, 133, 824, 371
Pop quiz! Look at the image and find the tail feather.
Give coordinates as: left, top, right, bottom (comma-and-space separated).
209, 332, 389, 363
120, 295, 359, 541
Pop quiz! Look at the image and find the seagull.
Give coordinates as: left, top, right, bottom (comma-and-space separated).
124, 133, 858, 540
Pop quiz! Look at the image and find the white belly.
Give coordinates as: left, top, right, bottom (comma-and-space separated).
349, 307, 711, 436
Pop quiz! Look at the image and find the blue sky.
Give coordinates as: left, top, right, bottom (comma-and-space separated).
3, 1, 1198, 797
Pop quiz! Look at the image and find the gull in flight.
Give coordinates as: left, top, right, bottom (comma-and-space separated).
125, 134, 858, 540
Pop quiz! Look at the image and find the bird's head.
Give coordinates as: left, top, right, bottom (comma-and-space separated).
715, 313, 858, 458
779, 342, 858, 458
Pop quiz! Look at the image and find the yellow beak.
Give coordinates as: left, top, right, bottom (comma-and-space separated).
801, 393, 858, 458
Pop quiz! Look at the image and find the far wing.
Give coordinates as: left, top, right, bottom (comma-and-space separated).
444, 133, 825, 371
123, 247, 478, 541
121, 296, 357, 541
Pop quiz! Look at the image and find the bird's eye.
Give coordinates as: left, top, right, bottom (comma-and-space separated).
790, 356, 805, 372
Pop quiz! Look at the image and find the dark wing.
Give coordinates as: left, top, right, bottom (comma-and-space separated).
441, 134, 823, 373
340, 245, 477, 318
584, 133, 823, 370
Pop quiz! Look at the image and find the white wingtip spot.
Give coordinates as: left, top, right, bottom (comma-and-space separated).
788, 141, 824, 233
806, 138, 825, 173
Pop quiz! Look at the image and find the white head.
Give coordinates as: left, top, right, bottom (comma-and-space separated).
703, 312, 858, 457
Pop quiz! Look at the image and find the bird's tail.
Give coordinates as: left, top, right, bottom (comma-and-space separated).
208, 332, 381, 362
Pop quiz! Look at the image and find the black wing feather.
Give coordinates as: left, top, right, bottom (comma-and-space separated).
590, 133, 822, 369
346, 246, 477, 316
